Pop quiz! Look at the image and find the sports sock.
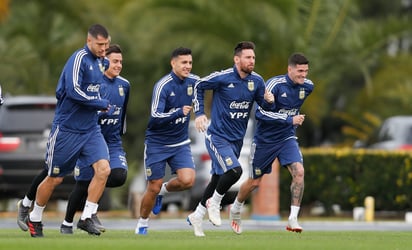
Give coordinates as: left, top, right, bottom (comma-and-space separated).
62, 220, 74, 227
29, 202, 45, 222
232, 198, 244, 213
137, 217, 149, 228
92, 204, 99, 214
81, 200, 98, 220
289, 205, 300, 219
158, 182, 169, 196
193, 203, 207, 218
211, 190, 224, 204
22, 196, 32, 207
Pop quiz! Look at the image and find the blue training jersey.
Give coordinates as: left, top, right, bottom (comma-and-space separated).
54, 45, 110, 132
193, 65, 272, 142
145, 71, 199, 145
254, 74, 314, 144
98, 74, 130, 146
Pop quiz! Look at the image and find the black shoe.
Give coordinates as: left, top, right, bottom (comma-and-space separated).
60, 224, 73, 234
17, 200, 30, 231
91, 214, 105, 232
27, 219, 43, 237
77, 218, 101, 236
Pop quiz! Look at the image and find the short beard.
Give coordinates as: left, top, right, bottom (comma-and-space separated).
240, 66, 253, 74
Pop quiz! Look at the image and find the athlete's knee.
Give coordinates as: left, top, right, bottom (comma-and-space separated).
147, 179, 163, 194
177, 169, 195, 188
231, 166, 243, 179
46, 176, 64, 186
106, 169, 127, 187
93, 159, 111, 178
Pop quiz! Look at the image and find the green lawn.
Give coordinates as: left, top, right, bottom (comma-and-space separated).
1, 229, 411, 250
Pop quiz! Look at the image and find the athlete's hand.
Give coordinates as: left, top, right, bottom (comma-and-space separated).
293, 114, 305, 126
182, 105, 192, 116
264, 89, 274, 103
195, 115, 209, 132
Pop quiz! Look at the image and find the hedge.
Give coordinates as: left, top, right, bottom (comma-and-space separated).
276, 148, 412, 214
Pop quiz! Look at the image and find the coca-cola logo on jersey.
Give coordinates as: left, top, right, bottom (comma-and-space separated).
229, 101, 250, 110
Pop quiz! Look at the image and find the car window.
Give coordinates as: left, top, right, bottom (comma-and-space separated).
0, 103, 55, 133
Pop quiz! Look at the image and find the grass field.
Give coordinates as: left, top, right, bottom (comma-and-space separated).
1, 229, 411, 250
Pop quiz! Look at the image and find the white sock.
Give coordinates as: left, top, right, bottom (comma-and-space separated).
22, 196, 32, 207
194, 203, 207, 218
62, 220, 74, 227
289, 205, 300, 219
81, 200, 98, 220
158, 182, 169, 196
29, 202, 45, 222
92, 204, 99, 214
231, 198, 244, 213
137, 217, 149, 228
211, 190, 224, 204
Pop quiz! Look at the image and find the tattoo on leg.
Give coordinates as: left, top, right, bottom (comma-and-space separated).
288, 163, 304, 206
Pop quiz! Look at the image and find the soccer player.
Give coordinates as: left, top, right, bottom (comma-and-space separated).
229, 53, 313, 234
135, 47, 199, 235
187, 41, 274, 237
17, 44, 130, 235
24, 24, 111, 237
59, 44, 130, 234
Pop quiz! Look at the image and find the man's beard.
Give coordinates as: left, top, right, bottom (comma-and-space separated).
240, 65, 253, 74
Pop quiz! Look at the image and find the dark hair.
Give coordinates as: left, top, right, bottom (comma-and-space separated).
171, 47, 192, 59
234, 41, 255, 56
106, 44, 122, 56
88, 24, 109, 39
288, 53, 309, 66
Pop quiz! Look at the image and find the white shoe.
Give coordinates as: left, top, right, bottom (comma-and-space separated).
206, 198, 221, 226
286, 217, 303, 233
187, 213, 205, 237
229, 208, 242, 234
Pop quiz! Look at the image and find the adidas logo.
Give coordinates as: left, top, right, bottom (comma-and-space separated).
281, 92, 287, 97
228, 83, 235, 88
170, 91, 175, 96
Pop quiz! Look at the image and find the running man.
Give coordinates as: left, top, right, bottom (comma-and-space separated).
229, 52, 314, 234
135, 47, 199, 235
25, 24, 111, 237
187, 41, 274, 237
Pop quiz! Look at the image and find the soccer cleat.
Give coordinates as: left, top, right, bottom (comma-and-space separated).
77, 218, 101, 236
17, 200, 30, 231
135, 227, 148, 235
286, 217, 303, 233
91, 213, 105, 232
27, 219, 43, 237
229, 208, 242, 234
152, 195, 163, 215
206, 198, 221, 226
60, 224, 73, 234
187, 212, 205, 237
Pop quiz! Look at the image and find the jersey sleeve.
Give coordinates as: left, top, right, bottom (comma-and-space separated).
63, 53, 109, 110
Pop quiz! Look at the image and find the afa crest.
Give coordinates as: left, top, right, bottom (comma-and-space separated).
299, 88, 305, 99
53, 166, 60, 175
187, 85, 193, 96
74, 166, 80, 177
118, 86, 124, 96
248, 80, 254, 91
145, 168, 152, 177
225, 157, 233, 166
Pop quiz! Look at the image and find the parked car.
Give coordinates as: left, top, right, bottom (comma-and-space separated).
354, 115, 412, 150
128, 120, 255, 217
0, 95, 76, 200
